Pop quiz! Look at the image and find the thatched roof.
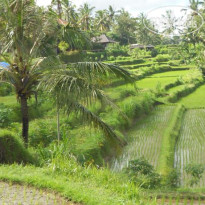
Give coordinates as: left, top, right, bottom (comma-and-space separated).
92, 34, 116, 44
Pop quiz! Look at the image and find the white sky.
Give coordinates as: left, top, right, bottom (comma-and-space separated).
36, 0, 190, 16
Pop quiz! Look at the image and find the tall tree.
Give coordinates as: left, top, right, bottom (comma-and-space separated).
135, 13, 161, 45
78, 3, 95, 31
111, 9, 137, 45
0, 0, 53, 146
95, 10, 110, 32
189, 0, 203, 11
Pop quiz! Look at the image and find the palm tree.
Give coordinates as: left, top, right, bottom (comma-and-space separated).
0, 0, 53, 147
161, 10, 178, 36
78, 3, 95, 31
189, 0, 203, 11
0, 0, 135, 147
108, 5, 115, 22
51, 0, 78, 27
38, 61, 135, 145
95, 10, 110, 32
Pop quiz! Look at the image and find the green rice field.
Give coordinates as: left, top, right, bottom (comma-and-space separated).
111, 105, 175, 171
167, 84, 186, 94
175, 109, 205, 187
178, 84, 205, 108
136, 70, 190, 89
150, 70, 190, 78
137, 77, 177, 89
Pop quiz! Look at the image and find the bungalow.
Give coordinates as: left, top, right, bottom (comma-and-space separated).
91, 34, 116, 48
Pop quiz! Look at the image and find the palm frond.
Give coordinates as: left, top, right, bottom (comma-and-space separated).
69, 62, 136, 83
62, 101, 126, 146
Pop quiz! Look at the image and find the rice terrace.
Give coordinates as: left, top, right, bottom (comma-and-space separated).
1, 0, 205, 204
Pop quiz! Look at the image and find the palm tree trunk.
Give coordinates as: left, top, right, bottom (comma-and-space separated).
57, 101, 60, 145
20, 95, 29, 147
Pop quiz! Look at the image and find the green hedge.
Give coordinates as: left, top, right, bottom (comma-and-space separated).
155, 54, 170, 62
157, 104, 185, 180
107, 59, 145, 65
135, 65, 171, 80
101, 93, 155, 130
60, 50, 86, 63
163, 80, 182, 91
0, 130, 34, 164
86, 51, 107, 61
167, 81, 204, 103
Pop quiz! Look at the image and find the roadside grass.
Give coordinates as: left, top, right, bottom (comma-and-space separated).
178, 84, 205, 108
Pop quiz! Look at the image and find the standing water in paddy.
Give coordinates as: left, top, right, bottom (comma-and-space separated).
111, 105, 175, 171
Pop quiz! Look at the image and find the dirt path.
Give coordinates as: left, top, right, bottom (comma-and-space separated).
0, 181, 74, 205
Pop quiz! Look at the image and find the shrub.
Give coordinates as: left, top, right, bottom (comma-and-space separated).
60, 50, 86, 63
119, 88, 137, 99
28, 117, 71, 148
185, 163, 205, 187
106, 44, 129, 57
0, 83, 13, 96
155, 54, 170, 62
109, 59, 145, 65
0, 130, 34, 164
166, 169, 180, 188
108, 56, 115, 61
169, 61, 179, 66
86, 51, 107, 61
28, 118, 58, 147
125, 158, 161, 189
0, 103, 12, 127
151, 49, 158, 57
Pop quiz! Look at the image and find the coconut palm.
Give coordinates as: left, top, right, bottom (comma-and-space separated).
95, 10, 110, 32
0, 0, 54, 146
51, 0, 78, 27
189, 0, 203, 11
78, 3, 95, 31
108, 5, 116, 23
0, 0, 135, 147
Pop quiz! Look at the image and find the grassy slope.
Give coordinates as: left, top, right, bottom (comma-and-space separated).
150, 70, 190, 78
136, 70, 190, 90
0, 95, 16, 105
0, 164, 142, 205
178, 84, 205, 108
167, 84, 186, 93
137, 77, 177, 89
